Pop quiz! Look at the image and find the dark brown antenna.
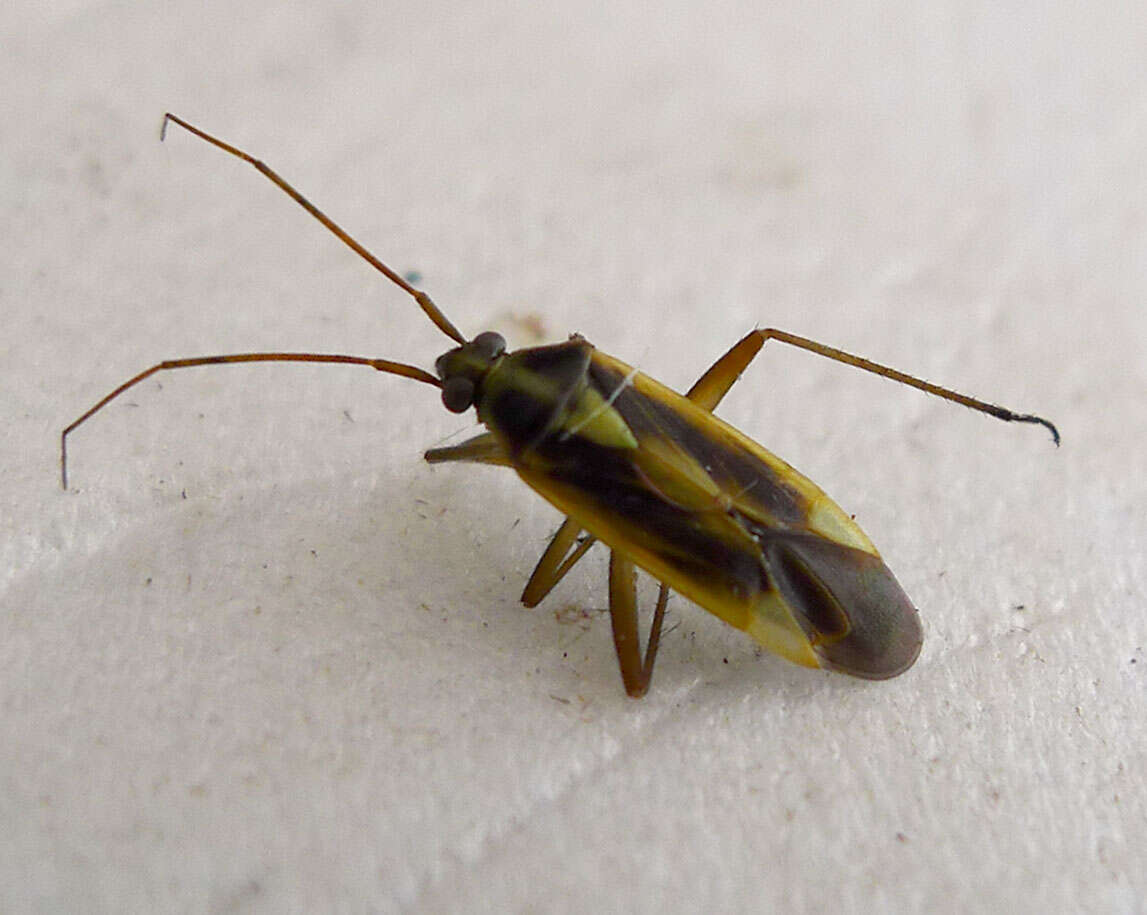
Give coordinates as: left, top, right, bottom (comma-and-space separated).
160, 114, 467, 345
60, 114, 469, 489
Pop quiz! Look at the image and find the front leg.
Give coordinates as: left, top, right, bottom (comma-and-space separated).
521, 517, 598, 607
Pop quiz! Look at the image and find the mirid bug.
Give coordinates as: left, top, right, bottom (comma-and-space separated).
62, 114, 1059, 697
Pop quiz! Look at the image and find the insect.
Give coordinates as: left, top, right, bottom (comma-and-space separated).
62, 114, 1059, 697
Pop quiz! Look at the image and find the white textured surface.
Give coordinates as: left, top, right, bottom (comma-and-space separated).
3, 1, 1144, 911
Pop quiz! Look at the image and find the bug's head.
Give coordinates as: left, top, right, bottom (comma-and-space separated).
434, 331, 507, 413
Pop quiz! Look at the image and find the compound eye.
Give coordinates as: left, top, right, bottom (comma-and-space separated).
434, 352, 451, 379
471, 331, 506, 360
441, 376, 475, 413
